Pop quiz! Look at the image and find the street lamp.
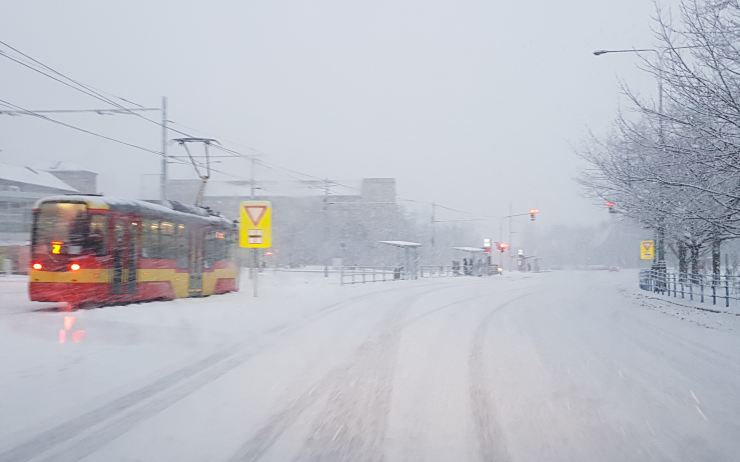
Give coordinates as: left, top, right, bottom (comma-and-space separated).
593, 48, 665, 123
593, 47, 668, 277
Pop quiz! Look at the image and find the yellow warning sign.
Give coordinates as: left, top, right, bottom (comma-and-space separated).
640, 240, 655, 260
239, 201, 272, 248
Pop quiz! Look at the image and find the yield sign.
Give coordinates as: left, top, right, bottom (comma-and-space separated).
239, 201, 272, 248
244, 205, 267, 226
640, 239, 655, 260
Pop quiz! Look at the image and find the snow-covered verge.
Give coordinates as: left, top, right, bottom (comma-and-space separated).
616, 271, 740, 333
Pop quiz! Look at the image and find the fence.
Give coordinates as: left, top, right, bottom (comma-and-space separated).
341, 264, 503, 284
419, 265, 455, 278
639, 269, 740, 309
340, 266, 403, 285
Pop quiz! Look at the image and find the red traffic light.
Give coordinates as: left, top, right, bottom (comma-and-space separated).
605, 201, 616, 213
497, 242, 509, 253
528, 208, 539, 221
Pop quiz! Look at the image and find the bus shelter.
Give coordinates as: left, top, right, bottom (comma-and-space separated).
452, 246, 488, 276
378, 241, 421, 280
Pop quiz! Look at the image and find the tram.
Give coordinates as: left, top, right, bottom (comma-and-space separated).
29, 195, 239, 307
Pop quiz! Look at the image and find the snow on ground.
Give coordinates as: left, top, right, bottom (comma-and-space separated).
0, 270, 739, 461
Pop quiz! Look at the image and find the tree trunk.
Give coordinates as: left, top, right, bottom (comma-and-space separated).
690, 244, 701, 283
712, 237, 721, 285
678, 241, 688, 282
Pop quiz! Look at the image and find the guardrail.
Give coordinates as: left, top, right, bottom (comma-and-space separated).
639, 269, 740, 309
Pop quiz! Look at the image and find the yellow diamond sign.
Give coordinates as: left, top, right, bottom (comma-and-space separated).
239, 201, 272, 248
640, 240, 655, 260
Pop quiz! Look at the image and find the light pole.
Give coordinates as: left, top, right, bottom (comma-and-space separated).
593, 47, 668, 279
500, 207, 539, 271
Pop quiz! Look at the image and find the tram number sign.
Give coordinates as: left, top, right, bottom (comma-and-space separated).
239, 201, 272, 249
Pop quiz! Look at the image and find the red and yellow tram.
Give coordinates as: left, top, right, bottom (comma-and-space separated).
29, 195, 239, 307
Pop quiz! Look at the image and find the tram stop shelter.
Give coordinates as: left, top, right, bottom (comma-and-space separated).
378, 241, 422, 280
453, 246, 487, 276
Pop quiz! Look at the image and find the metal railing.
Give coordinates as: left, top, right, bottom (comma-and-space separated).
341, 264, 504, 284
340, 266, 404, 285
639, 269, 740, 309
419, 265, 455, 278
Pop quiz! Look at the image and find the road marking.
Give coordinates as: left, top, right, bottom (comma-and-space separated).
690, 389, 701, 405
618, 369, 625, 379
695, 405, 709, 421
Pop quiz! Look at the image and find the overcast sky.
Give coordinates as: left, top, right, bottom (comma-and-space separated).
1, 0, 669, 228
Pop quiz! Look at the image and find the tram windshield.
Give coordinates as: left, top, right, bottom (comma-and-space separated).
32, 202, 106, 256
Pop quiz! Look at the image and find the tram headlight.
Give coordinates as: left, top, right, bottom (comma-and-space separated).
32, 263, 43, 270
69, 263, 81, 272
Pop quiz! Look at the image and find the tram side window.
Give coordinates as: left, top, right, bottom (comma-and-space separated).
160, 221, 175, 260
204, 232, 216, 268
226, 231, 238, 260
142, 220, 160, 258
87, 215, 107, 256
205, 230, 228, 267
176, 224, 188, 269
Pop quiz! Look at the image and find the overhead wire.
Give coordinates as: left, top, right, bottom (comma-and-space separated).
1, 40, 482, 218
0, 97, 161, 155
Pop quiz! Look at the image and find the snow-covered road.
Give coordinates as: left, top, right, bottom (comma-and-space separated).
1, 270, 739, 461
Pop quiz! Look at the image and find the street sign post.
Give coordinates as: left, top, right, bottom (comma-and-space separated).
239, 201, 272, 297
640, 240, 655, 261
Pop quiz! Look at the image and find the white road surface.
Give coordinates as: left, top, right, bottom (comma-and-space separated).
1, 270, 739, 461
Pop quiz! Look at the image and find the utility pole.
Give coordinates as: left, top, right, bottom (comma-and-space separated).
250, 157, 257, 198
508, 203, 513, 271
431, 202, 436, 265
160, 96, 168, 203
249, 156, 258, 290
323, 178, 331, 277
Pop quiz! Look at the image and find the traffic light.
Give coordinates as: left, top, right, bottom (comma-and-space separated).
606, 201, 616, 214
529, 208, 539, 221
497, 242, 509, 253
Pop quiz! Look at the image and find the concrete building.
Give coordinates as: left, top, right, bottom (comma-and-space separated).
144, 177, 411, 267
0, 162, 82, 273
44, 162, 98, 194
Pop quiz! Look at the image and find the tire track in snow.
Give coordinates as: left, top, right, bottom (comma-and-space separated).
226, 288, 441, 462
468, 292, 533, 462
0, 280, 460, 462
228, 284, 532, 461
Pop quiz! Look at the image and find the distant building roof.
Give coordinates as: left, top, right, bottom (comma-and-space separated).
0, 163, 78, 192
39, 161, 96, 173
379, 241, 422, 248
175, 179, 359, 198
453, 246, 485, 253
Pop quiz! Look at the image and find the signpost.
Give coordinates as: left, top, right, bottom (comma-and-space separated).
640, 240, 655, 261
239, 201, 272, 297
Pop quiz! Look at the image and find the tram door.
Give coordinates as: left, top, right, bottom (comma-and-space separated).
111, 219, 139, 296
189, 228, 204, 295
